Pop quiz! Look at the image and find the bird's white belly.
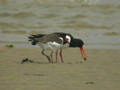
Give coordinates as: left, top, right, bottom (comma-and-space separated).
38, 42, 62, 51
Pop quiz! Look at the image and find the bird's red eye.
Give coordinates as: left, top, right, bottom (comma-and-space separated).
65, 39, 68, 43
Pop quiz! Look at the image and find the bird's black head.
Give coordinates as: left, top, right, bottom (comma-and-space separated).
70, 38, 87, 61
53, 32, 74, 44
69, 38, 84, 48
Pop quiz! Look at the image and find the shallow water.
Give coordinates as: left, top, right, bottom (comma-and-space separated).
0, 0, 120, 49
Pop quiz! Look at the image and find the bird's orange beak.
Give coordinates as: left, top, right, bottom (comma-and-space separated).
80, 47, 87, 61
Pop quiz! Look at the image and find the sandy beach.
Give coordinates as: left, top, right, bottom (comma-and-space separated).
0, 47, 120, 90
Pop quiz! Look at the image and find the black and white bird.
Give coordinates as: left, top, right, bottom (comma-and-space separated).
69, 38, 87, 61
56, 33, 87, 61
29, 32, 87, 63
28, 32, 71, 63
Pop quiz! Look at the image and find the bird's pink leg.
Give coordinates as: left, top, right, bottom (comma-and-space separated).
56, 50, 58, 63
60, 48, 64, 63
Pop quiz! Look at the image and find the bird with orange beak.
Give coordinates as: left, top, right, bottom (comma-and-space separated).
69, 38, 87, 61
29, 32, 87, 62
50, 32, 87, 61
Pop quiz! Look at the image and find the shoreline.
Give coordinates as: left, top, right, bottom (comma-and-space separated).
1, 44, 120, 50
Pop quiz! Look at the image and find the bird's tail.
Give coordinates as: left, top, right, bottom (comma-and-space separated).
28, 34, 45, 45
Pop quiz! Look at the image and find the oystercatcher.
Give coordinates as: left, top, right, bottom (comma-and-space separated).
29, 32, 87, 62
69, 38, 87, 61
29, 33, 71, 63
54, 32, 87, 61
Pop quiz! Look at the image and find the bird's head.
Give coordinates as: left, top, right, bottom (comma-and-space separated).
69, 38, 87, 61
64, 35, 71, 44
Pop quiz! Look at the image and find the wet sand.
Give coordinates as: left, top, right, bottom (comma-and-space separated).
0, 47, 120, 90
